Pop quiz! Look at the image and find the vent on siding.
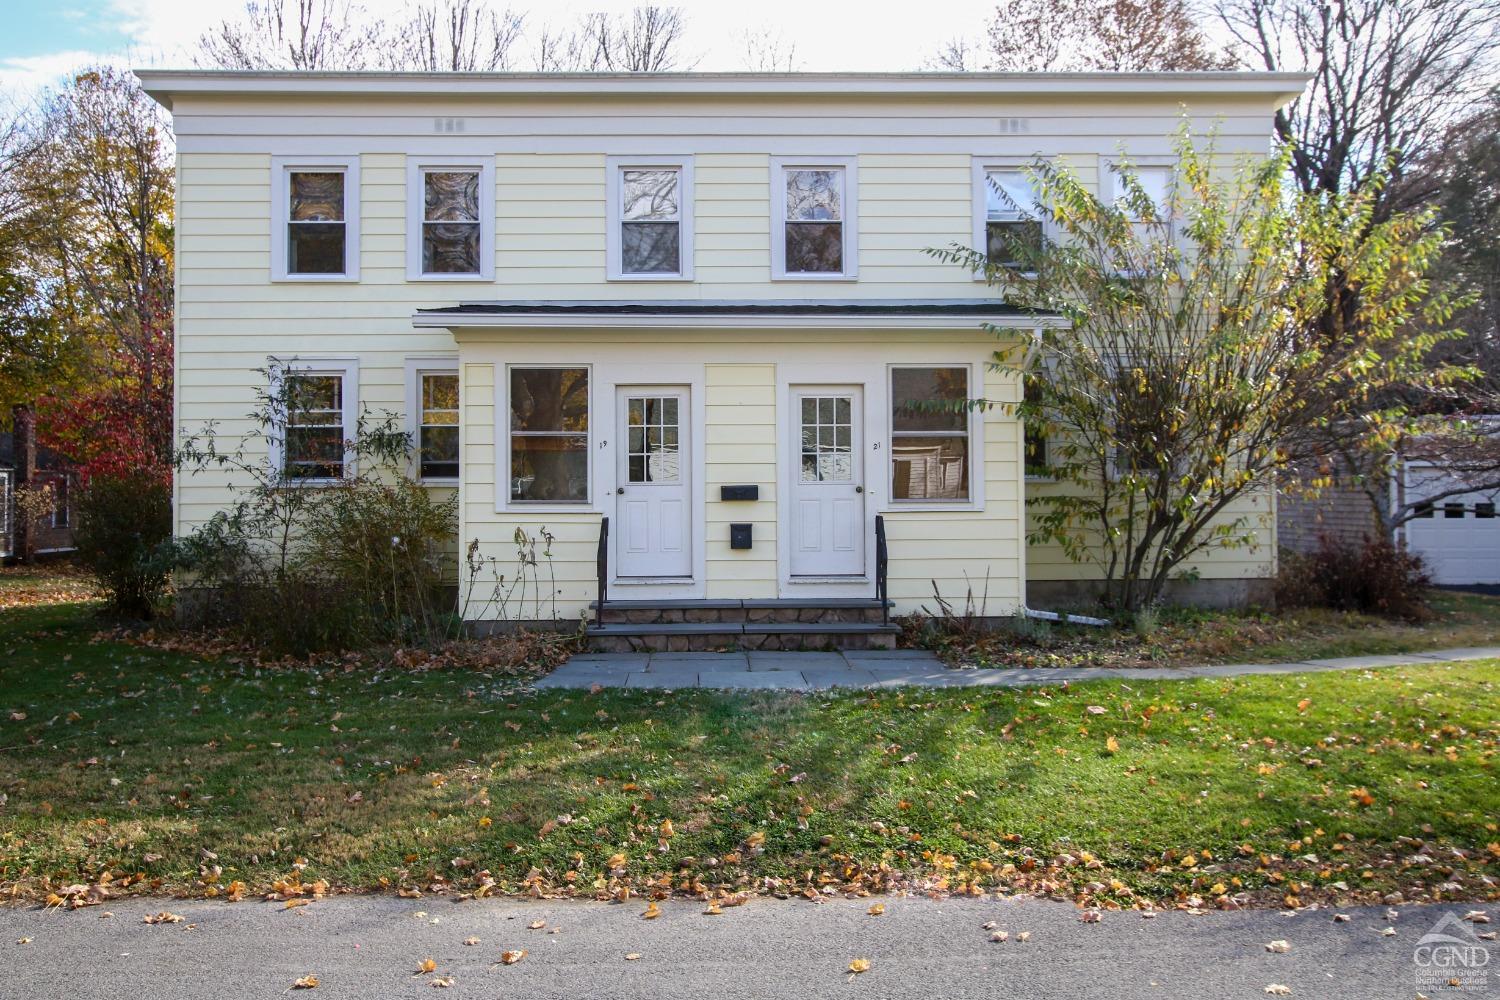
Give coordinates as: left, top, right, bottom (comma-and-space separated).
434, 117, 467, 133
996, 118, 1031, 134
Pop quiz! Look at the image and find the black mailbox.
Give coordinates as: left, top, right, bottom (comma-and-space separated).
729, 523, 753, 549
720, 485, 759, 501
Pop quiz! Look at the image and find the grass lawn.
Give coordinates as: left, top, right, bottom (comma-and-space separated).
922, 589, 1500, 669
3, 570, 1497, 911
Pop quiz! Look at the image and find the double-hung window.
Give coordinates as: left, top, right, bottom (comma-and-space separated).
974, 165, 1043, 271
607, 156, 694, 280
1111, 163, 1173, 246
405, 360, 460, 482
889, 366, 972, 503
772, 157, 857, 279
50, 475, 70, 528
277, 365, 356, 481
508, 367, 590, 504
406, 156, 494, 280
272, 157, 359, 281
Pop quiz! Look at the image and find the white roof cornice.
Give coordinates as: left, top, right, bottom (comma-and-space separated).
136, 69, 1310, 109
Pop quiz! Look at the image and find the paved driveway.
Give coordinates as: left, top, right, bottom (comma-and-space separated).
3, 896, 1486, 999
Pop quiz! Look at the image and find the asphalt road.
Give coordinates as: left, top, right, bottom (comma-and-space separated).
1, 895, 1489, 1000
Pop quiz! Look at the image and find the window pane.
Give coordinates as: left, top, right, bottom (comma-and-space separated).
287, 374, 342, 416
422, 373, 459, 416
985, 171, 1035, 219
622, 169, 679, 220
785, 169, 841, 221
621, 221, 680, 273
986, 220, 1043, 268
288, 223, 345, 274
1444, 503, 1466, 518
785, 222, 843, 273
511, 435, 588, 502
420, 426, 459, 479
285, 427, 345, 479
1476, 502, 1496, 519
424, 171, 479, 222
1024, 425, 1049, 476
423, 221, 480, 273
290, 172, 344, 221
891, 367, 967, 432
510, 368, 588, 433
891, 437, 969, 500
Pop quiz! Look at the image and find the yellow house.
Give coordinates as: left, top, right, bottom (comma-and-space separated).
140, 70, 1305, 649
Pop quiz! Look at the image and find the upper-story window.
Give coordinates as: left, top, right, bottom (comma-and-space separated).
771, 156, 858, 280
1110, 164, 1173, 241
975, 166, 1043, 270
272, 156, 360, 281
606, 156, 694, 280
407, 156, 494, 281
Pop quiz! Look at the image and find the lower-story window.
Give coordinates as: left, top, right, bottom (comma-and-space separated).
282, 371, 350, 480
419, 372, 460, 480
509, 366, 589, 503
890, 366, 971, 502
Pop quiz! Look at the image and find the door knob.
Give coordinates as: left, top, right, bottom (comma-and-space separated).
855, 486, 864, 493
617, 487, 625, 494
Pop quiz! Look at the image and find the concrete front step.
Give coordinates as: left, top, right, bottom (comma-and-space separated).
585, 619, 900, 652
591, 597, 894, 628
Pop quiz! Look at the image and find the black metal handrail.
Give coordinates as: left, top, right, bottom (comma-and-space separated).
595, 516, 609, 626
874, 514, 889, 626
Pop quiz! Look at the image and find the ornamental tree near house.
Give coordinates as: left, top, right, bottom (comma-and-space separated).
929, 132, 1472, 613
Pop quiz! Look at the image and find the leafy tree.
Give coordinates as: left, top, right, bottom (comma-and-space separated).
929, 132, 1469, 612
16, 68, 175, 480
931, 0, 1233, 72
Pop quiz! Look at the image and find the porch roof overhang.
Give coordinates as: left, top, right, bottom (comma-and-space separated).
411, 299, 1070, 332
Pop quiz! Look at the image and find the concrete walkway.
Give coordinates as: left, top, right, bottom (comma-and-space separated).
533, 645, 1500, 691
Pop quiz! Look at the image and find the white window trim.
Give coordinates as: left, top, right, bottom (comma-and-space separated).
605, 154, 695, 281
885, 363, 984, 511
971, 158, 1045, 281
498, 363, 594, 513
404, 356, 461, 485
771, 155, 858, 281
270, 156, 360, 282
267, 357, 360, 485
405, 155, 495, 282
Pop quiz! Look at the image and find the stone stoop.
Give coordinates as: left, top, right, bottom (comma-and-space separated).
586, 598, 899, 652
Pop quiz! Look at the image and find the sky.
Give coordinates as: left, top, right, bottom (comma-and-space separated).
0, 0, 997, 94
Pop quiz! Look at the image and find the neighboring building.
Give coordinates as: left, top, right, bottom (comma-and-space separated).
140, 70, 1304, 647
0, 424, 77, 562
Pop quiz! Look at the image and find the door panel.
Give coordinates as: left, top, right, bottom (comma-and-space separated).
616, 389, 692, 578
789, 387, 865, 577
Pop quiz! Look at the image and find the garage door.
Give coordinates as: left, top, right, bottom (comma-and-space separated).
1403, 464, 1500, 585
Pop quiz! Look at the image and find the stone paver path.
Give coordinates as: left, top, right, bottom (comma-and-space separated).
533, 645, 1500, 690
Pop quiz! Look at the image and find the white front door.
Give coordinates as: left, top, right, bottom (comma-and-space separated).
615, 388, 692, 578
789, 386, 866, 577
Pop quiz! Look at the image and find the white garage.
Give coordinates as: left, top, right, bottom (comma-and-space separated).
1401, 463, 1500, 585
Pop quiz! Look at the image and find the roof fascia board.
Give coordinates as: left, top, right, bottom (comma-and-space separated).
137, 70, 1311, 108
412, 312, 1073, 331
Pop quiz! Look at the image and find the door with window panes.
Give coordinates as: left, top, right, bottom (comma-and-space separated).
789, 387, 865, 577
615, 388, 691, 579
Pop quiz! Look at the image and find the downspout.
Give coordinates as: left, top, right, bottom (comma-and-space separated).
1015, 325, 1111, 628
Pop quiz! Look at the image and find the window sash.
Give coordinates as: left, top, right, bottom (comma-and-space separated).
508, 367, 590, 504
889, 366, 971, 503
418, 372, 460, 479
286, 170, 347, 275
283, 374, 347, 479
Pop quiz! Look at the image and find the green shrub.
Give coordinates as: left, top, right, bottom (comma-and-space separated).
73, 471, 173, 617
1275, 534, 1432, 621
174, 363, 459, 656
